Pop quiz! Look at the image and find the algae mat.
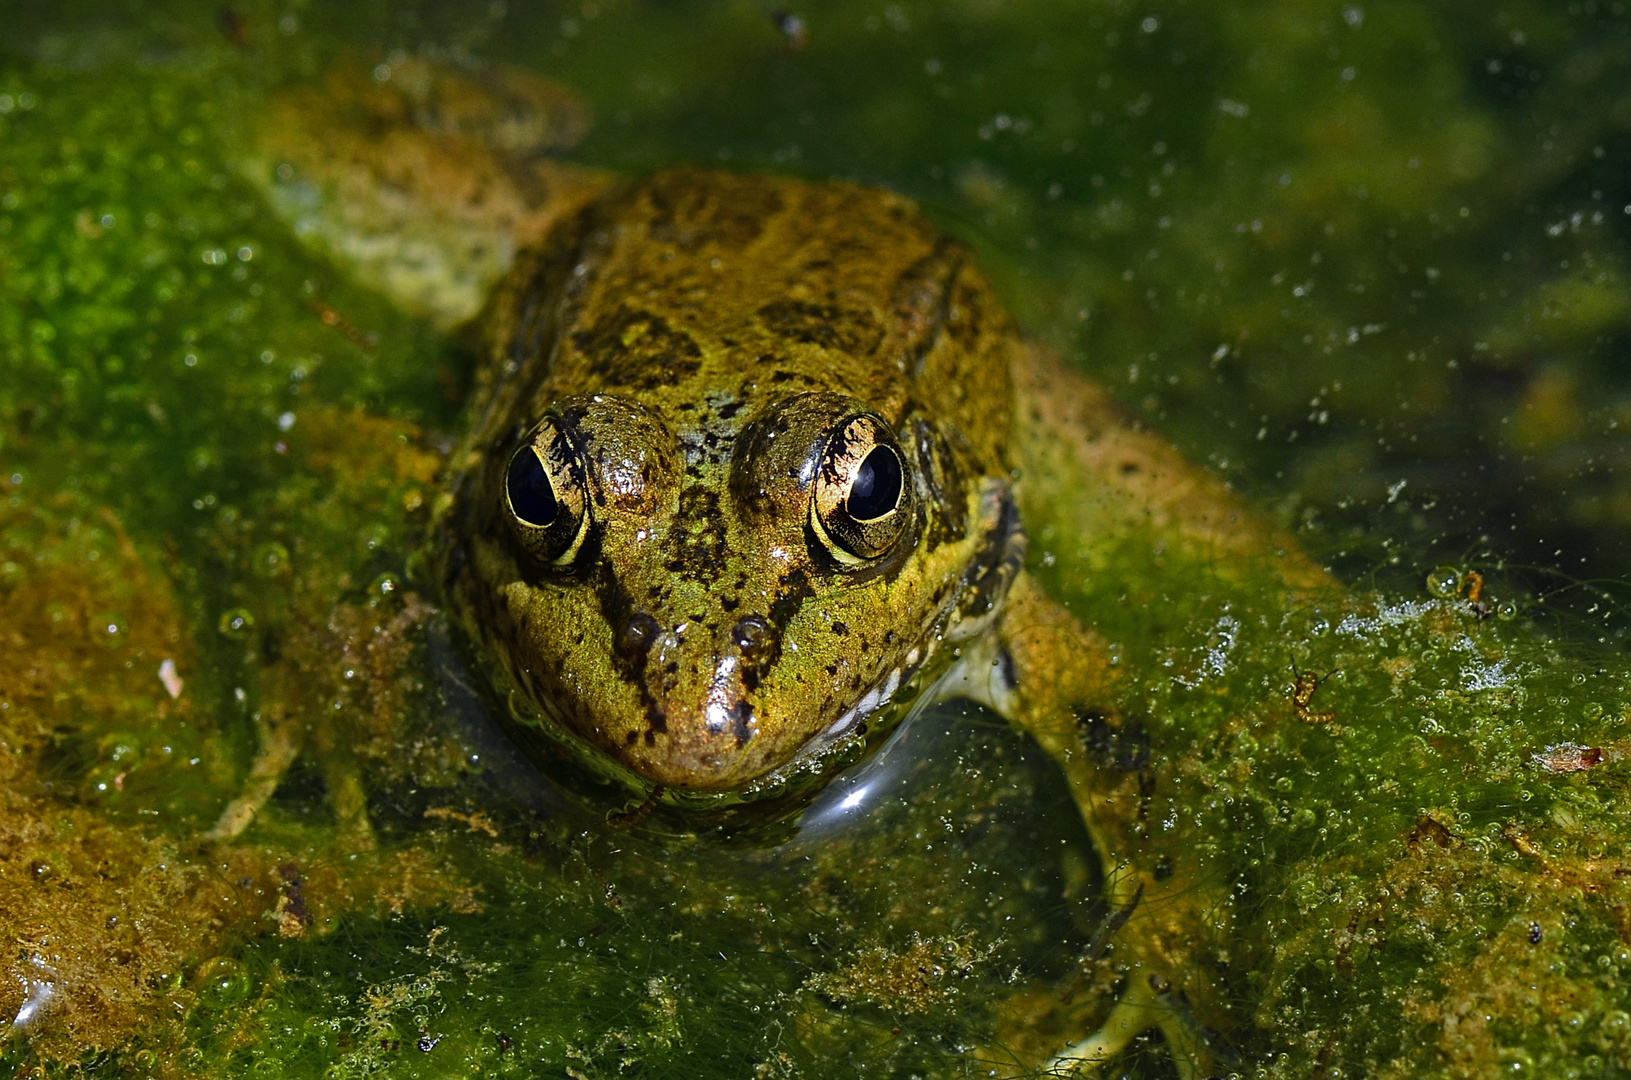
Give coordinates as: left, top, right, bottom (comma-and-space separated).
5, 1, 1631, 1076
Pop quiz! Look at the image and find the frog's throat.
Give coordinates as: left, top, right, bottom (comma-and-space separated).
478, 480, 1026, 812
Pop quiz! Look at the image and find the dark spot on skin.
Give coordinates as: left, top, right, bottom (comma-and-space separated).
721, 597, 740, 612
645, 702, 668, 735
769, 568, 814, 631
1077, 710, 1152, 772
831, 621, 848, 636
616, 613, 658, 668
1120, 461, 1140, 475
757, 299, 884, 355
890, 239, 963, 377
571, 308, 702, 392
665, 487, 728, 580
955, 493, 1024, 625
643, 170, 784, 249
716, 400, 743, 420
624, 731, 639, 746
277, 863, 310, 928
730, 700, 756, 746
945, 277, 987, 347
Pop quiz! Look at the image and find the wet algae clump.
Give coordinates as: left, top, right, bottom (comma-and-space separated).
7, 1, 1631, 1077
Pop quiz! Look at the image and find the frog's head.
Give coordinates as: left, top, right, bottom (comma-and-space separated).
479, 387, 1020, 795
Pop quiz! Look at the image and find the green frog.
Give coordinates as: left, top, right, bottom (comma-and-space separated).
228, 54, 1331, 1077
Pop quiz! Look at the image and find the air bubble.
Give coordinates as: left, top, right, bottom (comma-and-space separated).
96, 613, 129, 647
217, 608, 255, 638
1426, 565, 1463, 598
199, 956, 252, 1006
252, 542, 290, 578
369, 572, 403, 602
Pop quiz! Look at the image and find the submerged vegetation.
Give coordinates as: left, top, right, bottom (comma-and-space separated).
4, 0, 1631, 1076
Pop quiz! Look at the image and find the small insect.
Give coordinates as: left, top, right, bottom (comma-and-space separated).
1290, 661, 1338, 725
1462, 570, 1491, 621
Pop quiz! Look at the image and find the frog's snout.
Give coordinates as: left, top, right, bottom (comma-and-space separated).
607, 609, 787, 789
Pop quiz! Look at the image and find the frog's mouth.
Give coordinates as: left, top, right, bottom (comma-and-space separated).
499, 642, 950, 813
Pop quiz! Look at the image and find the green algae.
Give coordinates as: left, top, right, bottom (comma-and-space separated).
6, 1, 1631, 1077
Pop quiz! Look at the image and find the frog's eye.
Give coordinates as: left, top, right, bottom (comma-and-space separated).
810, 415, 914, 565
504, 417, 589, 566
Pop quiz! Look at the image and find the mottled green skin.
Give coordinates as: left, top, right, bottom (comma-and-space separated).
436, 169, 1023, 792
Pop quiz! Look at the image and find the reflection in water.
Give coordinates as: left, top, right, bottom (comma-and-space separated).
792, 706, 934, 843
9, 956, 56, 1034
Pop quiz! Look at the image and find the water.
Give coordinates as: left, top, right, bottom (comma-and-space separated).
5, 2, 1631, 1077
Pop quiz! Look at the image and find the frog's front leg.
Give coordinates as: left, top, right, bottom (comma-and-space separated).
950, 572, 1221, 1078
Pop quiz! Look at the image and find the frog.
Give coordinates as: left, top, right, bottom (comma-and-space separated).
221, 53, 1335, 1077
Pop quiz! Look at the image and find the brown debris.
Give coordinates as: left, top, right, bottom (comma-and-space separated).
1407, 813, 1456, 851
1533, 741, 1626, 772
804, 931, 997, 1015
423, 807, 500, 837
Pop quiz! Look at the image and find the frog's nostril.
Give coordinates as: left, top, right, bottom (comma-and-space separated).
617, 613, 660, 665
732, 615, 771, 655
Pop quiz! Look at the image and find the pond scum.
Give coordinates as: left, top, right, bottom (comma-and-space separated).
4, 2, 1631, 1077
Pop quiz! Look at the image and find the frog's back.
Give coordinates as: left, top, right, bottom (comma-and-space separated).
475, 169, 1015, 471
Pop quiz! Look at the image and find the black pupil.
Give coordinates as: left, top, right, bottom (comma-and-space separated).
507, 447, 559, 527
847, 446, 902, 521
